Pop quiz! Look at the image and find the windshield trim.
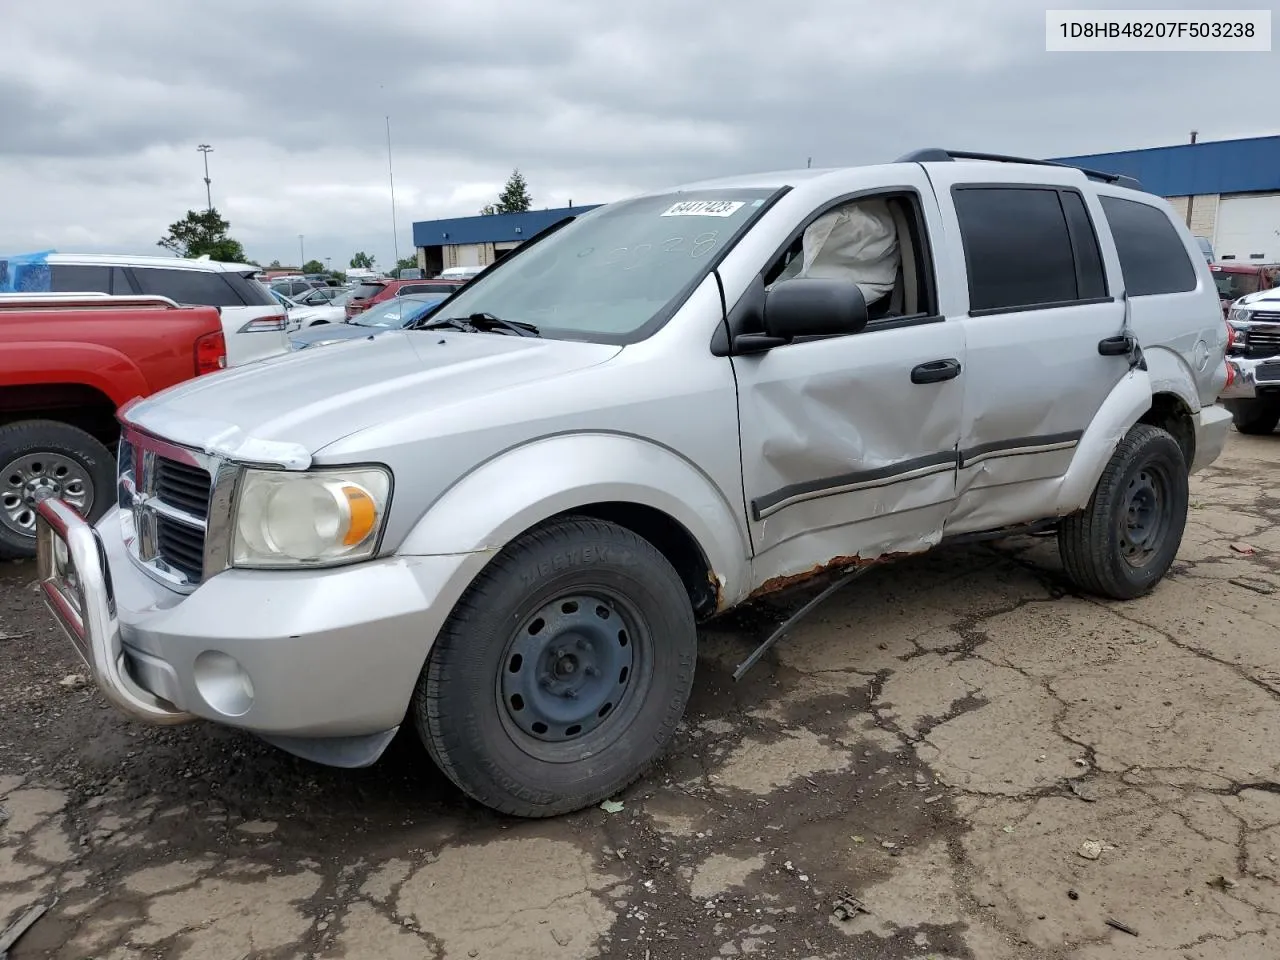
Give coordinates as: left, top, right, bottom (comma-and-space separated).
411, 186, 793, 346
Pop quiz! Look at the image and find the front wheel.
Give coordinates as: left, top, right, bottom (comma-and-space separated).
414, 516, 697, 817
1058, 423, 1188, 600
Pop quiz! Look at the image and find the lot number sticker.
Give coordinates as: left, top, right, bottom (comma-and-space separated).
660, 200, 745, 218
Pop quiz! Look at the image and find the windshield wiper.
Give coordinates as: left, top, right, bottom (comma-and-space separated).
415, 312, 540, 337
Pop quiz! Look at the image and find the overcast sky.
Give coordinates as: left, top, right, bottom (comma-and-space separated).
0, 0, 1274, 269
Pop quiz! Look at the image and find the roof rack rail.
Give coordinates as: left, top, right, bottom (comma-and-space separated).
896, 148, 1143, 191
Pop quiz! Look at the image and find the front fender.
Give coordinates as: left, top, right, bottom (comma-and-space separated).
1051, 367, 1152, 515
395, 432, 752, 605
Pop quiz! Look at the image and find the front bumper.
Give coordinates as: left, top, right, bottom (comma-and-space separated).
1191, 403, 1234, 473
36, 502, 479, 754
1220, 354, 1280, 400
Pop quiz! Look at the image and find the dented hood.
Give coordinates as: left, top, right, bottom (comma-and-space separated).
123, 330, 620, 465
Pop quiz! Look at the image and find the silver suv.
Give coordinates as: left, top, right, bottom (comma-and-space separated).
36, 149, 1232, 818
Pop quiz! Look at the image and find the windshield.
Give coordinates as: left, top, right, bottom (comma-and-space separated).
353, 296, 442, 328
352, 282, 387, 299
1214, 271, 1261, 300
428, 188, 778, 341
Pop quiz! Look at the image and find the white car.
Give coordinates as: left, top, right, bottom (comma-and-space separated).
35, 253, 289, 366
269, 289, 347, 331
436, 265, 484, 280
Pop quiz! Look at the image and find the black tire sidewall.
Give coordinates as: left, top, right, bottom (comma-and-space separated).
1224, 398, 1280, 435
0, 421, 116, 558
1101, 430, 1188, 596
418, 519, 696, 815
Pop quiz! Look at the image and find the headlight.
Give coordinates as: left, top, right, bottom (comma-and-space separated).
231, 466, 391, 568
1229, 307, 1253, 324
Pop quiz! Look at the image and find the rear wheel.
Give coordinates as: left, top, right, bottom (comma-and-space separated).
1058, 423, 1188, 600
0, 420, 115, 560
1225, 398, 1280, 436
414, 516, 697, 817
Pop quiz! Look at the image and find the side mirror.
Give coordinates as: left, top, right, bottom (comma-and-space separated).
733, 278, 869, 354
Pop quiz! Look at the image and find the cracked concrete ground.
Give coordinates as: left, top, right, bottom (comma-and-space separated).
2, 432, 1279, 959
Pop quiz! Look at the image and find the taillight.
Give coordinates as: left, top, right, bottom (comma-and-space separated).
195, 331, 227, 375
1223, 360, 1237, 390
239, 312, 287, 333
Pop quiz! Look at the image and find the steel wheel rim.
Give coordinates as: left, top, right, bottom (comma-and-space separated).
1, 451, 94, 537
498, 589, 648, 760
1119, 465, 1170, 567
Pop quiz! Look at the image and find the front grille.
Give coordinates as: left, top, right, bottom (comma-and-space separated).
156, 515, 204, 581
154, 458, 212, 519
1252, 311, 1280, 322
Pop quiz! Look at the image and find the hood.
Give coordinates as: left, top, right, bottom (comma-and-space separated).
1235, 288, 1280, 310
289, 322, 377, 348
125, 330, 622, 463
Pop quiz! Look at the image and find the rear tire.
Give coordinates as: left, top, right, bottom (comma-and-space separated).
414, 516, 697, 818
0, 420, 115, 560
1059, 423, 1188, 601
1225, 398, 1280, 436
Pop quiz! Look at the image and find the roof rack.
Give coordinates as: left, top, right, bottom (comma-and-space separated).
0, 293, 184, 310
897, 148, 1143, 191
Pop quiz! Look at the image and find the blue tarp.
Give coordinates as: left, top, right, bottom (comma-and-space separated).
0, 250, 55, 292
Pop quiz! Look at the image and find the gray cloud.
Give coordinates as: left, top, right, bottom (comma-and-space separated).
0, 0, 1274, 267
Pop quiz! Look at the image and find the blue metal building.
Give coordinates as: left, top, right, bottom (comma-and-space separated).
1051, 135, 1280, 262
411, 205, 600, 275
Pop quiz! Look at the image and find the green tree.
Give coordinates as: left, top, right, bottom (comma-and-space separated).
157, 208, 247, 262
350, 251, 375, 269
394, 256, 419, 276
480, 169, 533, 215
301, 259, 325, 274
267, 259, 283, 269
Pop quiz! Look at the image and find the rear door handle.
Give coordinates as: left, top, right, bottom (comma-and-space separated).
911, 359, 962, 384
1098, 335, 1136, 356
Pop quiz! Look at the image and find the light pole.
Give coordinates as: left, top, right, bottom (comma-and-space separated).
196, 144, 214, 211
298, 234, 305, 269
386, 116, 400, 266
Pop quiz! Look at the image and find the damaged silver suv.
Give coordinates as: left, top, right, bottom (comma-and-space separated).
37, 149, 1232, 817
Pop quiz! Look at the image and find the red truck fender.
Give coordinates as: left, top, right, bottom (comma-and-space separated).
0, 341, 148, 407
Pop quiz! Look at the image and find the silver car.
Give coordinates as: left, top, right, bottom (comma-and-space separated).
36, 150, 1233, 817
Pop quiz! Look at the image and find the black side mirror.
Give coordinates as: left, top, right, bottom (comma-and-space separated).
733, 278, 869, 354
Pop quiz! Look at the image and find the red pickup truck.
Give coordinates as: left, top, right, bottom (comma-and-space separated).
0, 294, 226, 558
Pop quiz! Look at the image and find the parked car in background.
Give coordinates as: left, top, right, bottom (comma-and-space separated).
436, 265, 484, 281
271, 278, 324, 299
304, 273, 341, 287
269, 289, 346, 330
289, 292, 447, 349
1211, 262, 1280, 318
344, 278, 464, 318
0, 293, 224, 557
1221, 284, 1280, 434
295, 286, 348, 306
397, 268, 424, 280
35, 151, 1232, 818
0, 253, 287, 366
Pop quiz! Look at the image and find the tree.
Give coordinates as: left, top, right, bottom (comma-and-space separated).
301, 259, 326, 275
350, 251, 375, 269
480, 169, 533, 215
267, 259, 283, 270
157, 208, 247, 262
394, 256, 418, 276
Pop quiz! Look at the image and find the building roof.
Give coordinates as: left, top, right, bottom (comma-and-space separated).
412, 205, 602, 248
1051, 135, 1280, 197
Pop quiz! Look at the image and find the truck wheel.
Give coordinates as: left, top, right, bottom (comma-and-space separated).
414, 516, 697, 817
1058, 423, 1188, 601
0, 420, 116, 560
1226, 398, 1280, 436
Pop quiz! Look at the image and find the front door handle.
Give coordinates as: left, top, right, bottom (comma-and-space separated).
1098, 335, 1136, 356
911, 359, 962, 384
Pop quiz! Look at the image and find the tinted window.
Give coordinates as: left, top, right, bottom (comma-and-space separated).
133, 268, 244, 307
224, 272, 276, 306
953, 187, 1078, 311
1100, 197, 1198, 296
353, 283, 387, 299
399, 282, 459, 296
1059, 192, 1108, 300
110, 267, 135, 294
50, 264, 111, 293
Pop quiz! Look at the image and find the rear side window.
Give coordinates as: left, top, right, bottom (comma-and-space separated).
953, 187, 1079, 312
353, 283, 386, 299
1059, 192, 1108, 300
224, 272, 276, 306
50, 264, 111, 293
133, 268, 245, 307
1099, 197, 1198, 296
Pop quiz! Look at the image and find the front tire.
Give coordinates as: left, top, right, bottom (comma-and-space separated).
414, 516, 697, 817
1058, 423, 1188, 600
1225, 398, 1280, 436
0, 420, 115, 560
